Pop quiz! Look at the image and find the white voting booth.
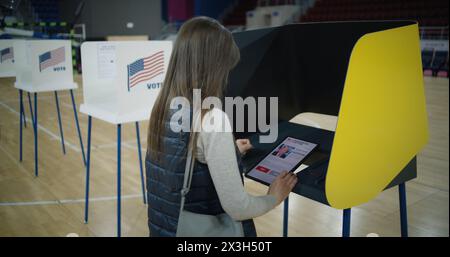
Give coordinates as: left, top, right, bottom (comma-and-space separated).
0, 39, 17, 77
80, 41, 173, 237
80, 41, 172, 124
14, 39, 77, 92
13, 39, 85, 177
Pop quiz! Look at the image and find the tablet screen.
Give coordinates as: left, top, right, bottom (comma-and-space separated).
246, 137, 318, 185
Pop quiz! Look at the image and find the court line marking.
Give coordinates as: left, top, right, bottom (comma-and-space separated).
0, 100, 81, 152
0, 94, 147, 208
5, 97, 147, 151
2, 94, 73, 103
0, 139, 146, 207
0, 194, 143, 206
2, 96, 147, 150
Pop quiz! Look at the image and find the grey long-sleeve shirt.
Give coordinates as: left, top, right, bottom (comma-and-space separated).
193, 108, 277, 221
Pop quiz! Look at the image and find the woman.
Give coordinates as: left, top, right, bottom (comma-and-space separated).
146, 16, 297, 237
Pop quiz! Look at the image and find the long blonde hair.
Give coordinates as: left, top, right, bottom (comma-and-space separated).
147, 16, 240, 159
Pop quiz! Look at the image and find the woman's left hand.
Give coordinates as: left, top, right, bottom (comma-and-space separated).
236, 139, 253, 154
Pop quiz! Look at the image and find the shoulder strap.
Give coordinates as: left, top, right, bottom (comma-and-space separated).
179, 135, 195, 212
179, 110, 201, 212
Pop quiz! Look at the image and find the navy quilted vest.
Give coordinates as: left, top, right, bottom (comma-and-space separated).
145, 110, 256, 237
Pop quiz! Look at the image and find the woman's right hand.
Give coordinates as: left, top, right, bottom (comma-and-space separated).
268, 171, 298, 205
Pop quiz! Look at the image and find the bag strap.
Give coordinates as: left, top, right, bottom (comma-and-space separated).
179, 134, 195, 212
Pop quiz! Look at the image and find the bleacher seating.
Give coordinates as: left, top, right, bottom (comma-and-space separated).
422, 50, 434, 70
223, 0, 259, 27
31, 0, 60, 22
431, 51, 449, 77
422, 50, 449, 77
437, 58, 449, 77
300, 0, 449, 27
300, 0, 449, 78
222, 0, 296, 27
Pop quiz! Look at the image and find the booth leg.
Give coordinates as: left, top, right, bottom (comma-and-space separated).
399, 183, 408, 237
33, 93, 38, 177
342, 208, 351, 237
117, 124, 122, 237
54, 91, 66, 155
135, 122, 147, 204
70, 90, 86, 166
27, 92, 35, 127
19, 90, 23, 162
22, 110, 27, 128
20, 92, 26, 129
84, 116, 92, 224
283, 196, 289, 237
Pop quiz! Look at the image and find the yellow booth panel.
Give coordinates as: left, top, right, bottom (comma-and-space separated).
325, 24, 429, 209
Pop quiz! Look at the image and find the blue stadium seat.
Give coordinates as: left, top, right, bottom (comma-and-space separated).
422, 50, 434, 70
432, 51, 449, 75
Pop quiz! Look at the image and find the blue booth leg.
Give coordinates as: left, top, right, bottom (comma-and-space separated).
27, 92, 35, 127
399, 183, 408, 237
20, 92, 26, 129
54, 91, 66, 155
135, 122, 147, 204
22, 107, 26, 128
342, 208, 351, 237
84, 116, 92, 224
19, 90, 23, 161
70, 90, 86, 166
117, 124, 122, 237
33, 93, 38, 177
283, 197, 289, 237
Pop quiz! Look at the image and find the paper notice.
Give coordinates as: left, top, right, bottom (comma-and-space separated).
97, 43, 116, 79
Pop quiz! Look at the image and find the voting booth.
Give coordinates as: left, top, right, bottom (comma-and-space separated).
14, 39, 77, 92
80, 41, 173, 237
80, 41, 172, 124
0, 39, 17, 77
1, 39, 29, 134
231, 21, 428, 237
13, 39, 85, 177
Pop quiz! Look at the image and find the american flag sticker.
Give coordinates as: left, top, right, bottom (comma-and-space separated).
127, 51, 164, 91
0, 47, 14, 63
39, 46, 65, 72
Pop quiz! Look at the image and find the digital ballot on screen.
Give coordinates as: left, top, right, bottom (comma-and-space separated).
246, 137, 318, 185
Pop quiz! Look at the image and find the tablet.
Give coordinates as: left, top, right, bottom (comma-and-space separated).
245, 136, 318, 186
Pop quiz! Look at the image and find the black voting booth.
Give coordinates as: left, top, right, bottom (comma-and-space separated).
227, 21, 416, 120
226, 21, 422, 237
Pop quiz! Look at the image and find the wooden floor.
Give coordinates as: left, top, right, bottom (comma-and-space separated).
0, 75, 448, 237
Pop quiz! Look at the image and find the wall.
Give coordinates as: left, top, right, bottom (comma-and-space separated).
59, 0, 164, 39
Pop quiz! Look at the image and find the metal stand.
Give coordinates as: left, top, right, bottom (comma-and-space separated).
283, 197, 289, 237
135, 122, 147, 204
33, 93, 38, 177
19, 90, 86, 176
54, 91, 66, 154
84, 116, 92, 224
342, 208, 351, 237
19, 90, 23, 162
117, 124, 122, 237
70, 89, 86, 166
84, 120, 147, 237
399, 183, 408, 237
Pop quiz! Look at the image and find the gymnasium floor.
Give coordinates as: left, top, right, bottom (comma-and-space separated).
0, 75, 448, 237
